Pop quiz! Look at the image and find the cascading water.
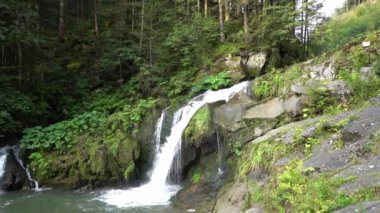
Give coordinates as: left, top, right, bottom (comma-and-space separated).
0, 155, 7, 179
215, 126, 224, 177
154, 109, 166, 154
0, 145, 39, 190
99, 81, 250, 208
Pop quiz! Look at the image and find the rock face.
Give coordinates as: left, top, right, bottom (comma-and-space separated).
308, 59, 336, 80
244, 98, 285, 119
240, 52, 267, 79
334, 201, 380, 213
0, 148, 27, 191
213, 181, 249, 213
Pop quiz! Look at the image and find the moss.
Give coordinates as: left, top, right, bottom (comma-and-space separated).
184, 105, 213, 145
251, 65, 305, 99
237, 140, 287, 179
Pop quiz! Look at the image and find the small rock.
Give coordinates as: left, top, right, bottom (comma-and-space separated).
254, 127, 263, 137
291, 84, 307, 94
360, 67, 374, 81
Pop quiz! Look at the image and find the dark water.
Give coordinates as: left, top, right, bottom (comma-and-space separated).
0, 190, 181, 213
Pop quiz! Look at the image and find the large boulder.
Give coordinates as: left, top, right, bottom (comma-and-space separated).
244, 98, 285, 119
0, 148, 28, 191
213, 181, 250, 213
240, 52, 267, 79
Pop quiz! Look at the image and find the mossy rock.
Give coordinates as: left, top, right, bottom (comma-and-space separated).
32, 129, 140, 189
184, 105, 213, 146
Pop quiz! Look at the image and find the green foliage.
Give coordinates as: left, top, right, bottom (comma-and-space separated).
238, 140, 287, 178
21, 111, 106, 152
191, 72, 232, 96
21, 98, 157, 153
191, 168, 202, 184
0, 88, 34, 134
311, 1, 380, 53
304, 87, 336, 116
184, 106, 212, 144
28, 152, 51, 178
253, 66, 304, 99
338, 69, 380, 105
265, 161, 354, 212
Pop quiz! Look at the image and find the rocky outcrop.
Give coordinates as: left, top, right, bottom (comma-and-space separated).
0, 147, 28, 191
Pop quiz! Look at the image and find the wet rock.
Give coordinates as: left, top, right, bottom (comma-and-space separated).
213, 181, 249, 213
0, 153, 27, 191
334, 201, 380, 213
214, 92, 255, 133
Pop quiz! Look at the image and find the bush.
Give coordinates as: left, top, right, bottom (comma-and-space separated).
190, 72, 233, 96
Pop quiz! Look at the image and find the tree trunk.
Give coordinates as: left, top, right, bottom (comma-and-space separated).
204, 0, 208, 17
132, 0, 136, 30
242, 2, 249, 44
197, 0, 200, 12
218, 0, 225, 42
81, 0, 84, 19
225, 0, 230, 21
17, 43, 23, 90
94, 0, 99, 36
139, 0, 145, 57
58, 0, 65, 42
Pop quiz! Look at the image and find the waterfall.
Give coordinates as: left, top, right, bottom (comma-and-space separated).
0, 145, 39, 190
153, 109, 166, 154
0, 155, 6, 179
216, 126, 224, 177
99, 81, 250, 208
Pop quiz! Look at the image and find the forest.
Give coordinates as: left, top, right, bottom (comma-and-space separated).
0, 0, 380, 212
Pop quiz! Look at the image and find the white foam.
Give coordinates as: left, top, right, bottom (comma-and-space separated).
99, 81, 250, 208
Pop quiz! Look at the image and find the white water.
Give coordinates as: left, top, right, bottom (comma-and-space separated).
99, 81, 250, 208
154, 110, 166, 154
216, 126, 224, 177
0, 155, 7, 179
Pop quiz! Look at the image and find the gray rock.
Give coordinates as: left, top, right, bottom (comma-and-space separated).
335, 158, 380, 193
360, 67, 374, 81
245, 207, 265, 213
370, 95, 380, 105
334, 201, 380, 213
244, 98, 285, 119
283, 95, 303, 116
213, 181, 249, 213
291, 84, 307, 94
0, 150, 27, 191
214, 92, 254, 132
342, 106, 380, 143
325, 80, 351, 99
303, 138, 350, 172
309, 60, 336, 80
240, 52, 267, 78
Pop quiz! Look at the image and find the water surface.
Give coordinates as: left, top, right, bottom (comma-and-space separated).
0, 190, 181, 213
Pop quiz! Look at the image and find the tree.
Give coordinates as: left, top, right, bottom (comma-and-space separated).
218, 0, 226, 42
58, 0, 65, 42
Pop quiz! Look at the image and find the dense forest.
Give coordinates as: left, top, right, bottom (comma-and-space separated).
0, 0, 380, 212
1, 0, 373, 137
